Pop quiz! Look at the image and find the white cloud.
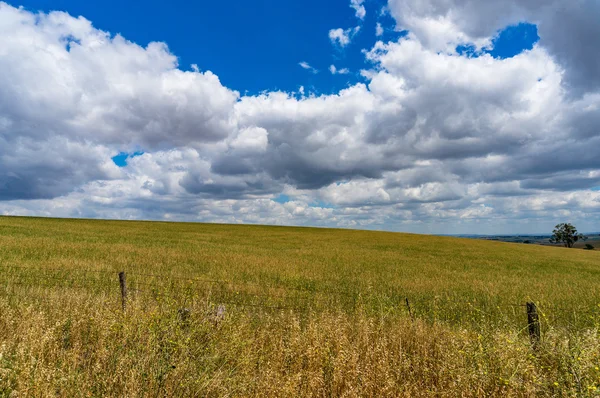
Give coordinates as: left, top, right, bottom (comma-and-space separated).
350, 0, 366, 20
376, 22, 384, 37
329, 65, 350, 75
1, 2, 600, 234
328, 26, 360, 47
229, 127, 269, 154
386, 0, 600, 92
299, 61, 319, 74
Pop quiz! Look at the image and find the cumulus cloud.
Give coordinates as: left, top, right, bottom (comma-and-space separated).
0, 2, 238, 201
376, 22, 384, 37
328, 26, 360, 47
0, 2, 599, 234
386, 0, 600, 94
350, 0, 366, 20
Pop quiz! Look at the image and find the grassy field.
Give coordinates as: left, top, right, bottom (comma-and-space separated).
0, 216, 599, 397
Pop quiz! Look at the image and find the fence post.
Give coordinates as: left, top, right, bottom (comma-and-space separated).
119, 271, 127, 311
526, 302, 540, 349
405, 298, 414, 320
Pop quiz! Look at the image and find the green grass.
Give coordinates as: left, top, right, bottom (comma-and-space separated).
0, 216, 599, 396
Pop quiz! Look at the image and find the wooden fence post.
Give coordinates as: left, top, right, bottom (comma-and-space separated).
119, 271, 127, 311
526, 302, 540, 349
405, 298, 414, 320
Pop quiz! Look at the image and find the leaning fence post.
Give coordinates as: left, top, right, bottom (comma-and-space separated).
119, 271, 127, 311
526, 302, 540, 349
405, 298, 414, 320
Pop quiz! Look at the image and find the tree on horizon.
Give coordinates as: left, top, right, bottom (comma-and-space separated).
549, 223, 586, 248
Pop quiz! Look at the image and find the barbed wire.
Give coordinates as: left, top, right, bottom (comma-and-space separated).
129, 287, 301, 311
0, 279, 113, 292
0, 265, 599, 316
127, 280, 317, 305
0, 273, 323, 311
127, 270, 358, 298
0, 265, 358, 298
126, 279, 311, 301
0, 264, 115, 275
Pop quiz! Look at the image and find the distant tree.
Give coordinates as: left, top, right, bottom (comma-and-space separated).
584, 244, 595, 250
549, 223, 586, 248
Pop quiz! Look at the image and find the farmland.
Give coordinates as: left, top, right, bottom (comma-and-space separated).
463, 233, 600, 250
0, 216, 599, 397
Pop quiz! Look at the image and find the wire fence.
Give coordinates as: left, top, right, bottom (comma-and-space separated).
0, 265, 356, 312
0, 265, 599, 329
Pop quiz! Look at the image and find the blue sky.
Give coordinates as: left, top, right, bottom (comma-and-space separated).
1, 0, 599, 235
17, 0, 536, 95
19, 0, 397, 95
457, 23, 539, 59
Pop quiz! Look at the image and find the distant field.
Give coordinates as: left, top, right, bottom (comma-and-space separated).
0, 216, 599, 397
574, 237, 600, 250
464, 233, 600, 250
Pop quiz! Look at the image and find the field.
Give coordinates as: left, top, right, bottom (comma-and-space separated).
467, 233, 600, 250
0, 216, 599, 397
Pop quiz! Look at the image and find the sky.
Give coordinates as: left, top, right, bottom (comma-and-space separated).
0, 0, 599, 235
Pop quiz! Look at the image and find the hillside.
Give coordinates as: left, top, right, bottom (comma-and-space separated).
0, 216, 599, 396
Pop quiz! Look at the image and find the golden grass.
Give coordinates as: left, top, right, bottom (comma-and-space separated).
0, 216, 599, 397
